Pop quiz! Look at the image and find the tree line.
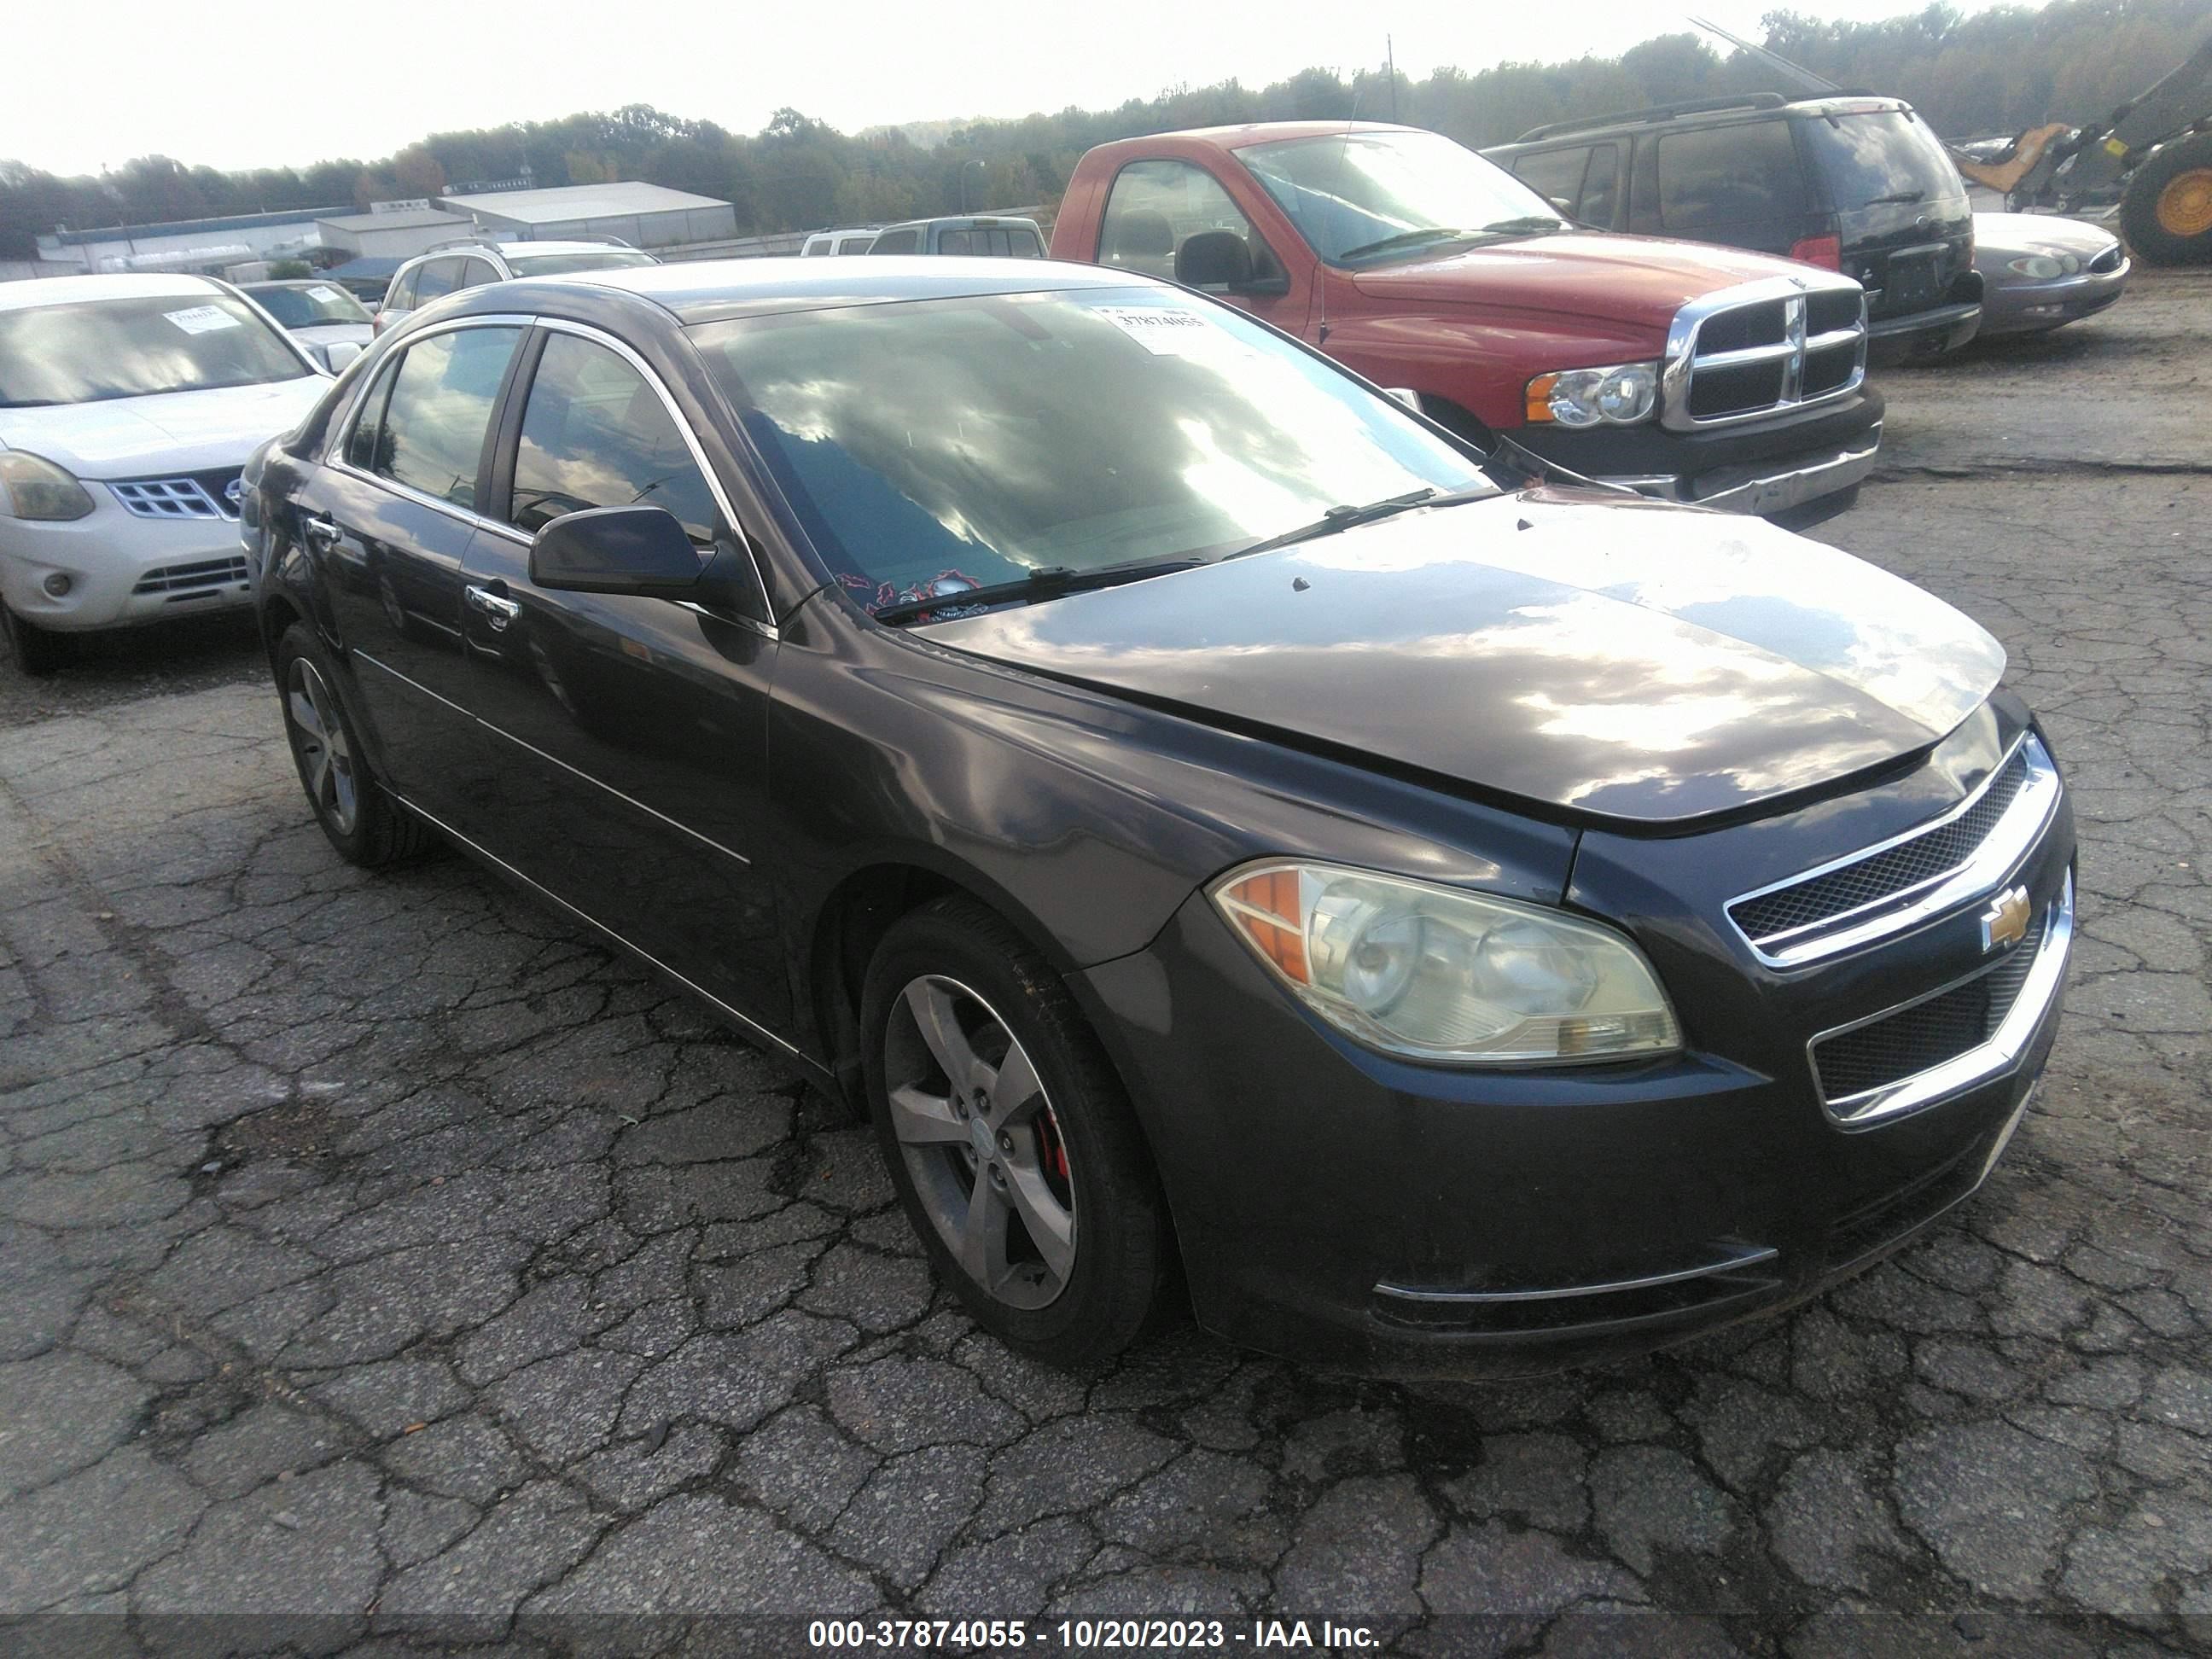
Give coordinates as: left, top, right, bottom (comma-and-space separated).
4, 0, 2207, 259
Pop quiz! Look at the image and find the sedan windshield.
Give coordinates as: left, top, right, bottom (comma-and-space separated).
691, 288, 1492, 615
1240, 131, 1569, 265
504, 249, 657, 277
0, 295, 311, 407
243, 282, 371, 329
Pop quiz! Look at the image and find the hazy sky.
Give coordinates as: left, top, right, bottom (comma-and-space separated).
7, 0, 1995, 176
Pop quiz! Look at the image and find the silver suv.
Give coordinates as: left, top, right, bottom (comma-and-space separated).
373, 240, 659, 335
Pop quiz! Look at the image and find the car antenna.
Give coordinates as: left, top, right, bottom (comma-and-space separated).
1318, 71, 1365, 346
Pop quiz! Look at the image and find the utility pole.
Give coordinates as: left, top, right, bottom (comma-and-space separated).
1388, 36, 1399, 122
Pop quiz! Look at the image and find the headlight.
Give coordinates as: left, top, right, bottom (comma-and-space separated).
1525, 362, 1660, 428
1209, 860, 1682, 1065
2006, 254, 2069, 279
0, 452, 96, 521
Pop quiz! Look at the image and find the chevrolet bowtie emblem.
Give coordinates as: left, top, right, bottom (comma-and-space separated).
1980, 885, 2033, 952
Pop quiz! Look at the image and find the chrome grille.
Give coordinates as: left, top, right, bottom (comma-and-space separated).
132, 556, 252, 598
1728, 734, 2062, 968
110, 470, 243, 522
1812, 908, 2047, 1103
1662, 275, 1868, 431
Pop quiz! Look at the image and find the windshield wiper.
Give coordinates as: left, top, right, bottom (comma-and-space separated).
1337, 227, 1480, 260
1864, 190, 1927, 206
1225, 486, 1490, 561
1476, 215, 1570, 235
871, 557, 1204, 626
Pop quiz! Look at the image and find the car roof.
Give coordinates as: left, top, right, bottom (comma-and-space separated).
402, 240, 634, 265
876, 216, 1042, 231
460, 256, 1167, 326
1084, 120, 1424, 160
1495, 94, 1907, 149
0, 272, 224, 312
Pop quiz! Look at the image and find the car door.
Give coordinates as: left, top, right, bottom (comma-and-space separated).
453, 321, 789, 1029
1094, 158, 1313, 338
296, 319, 525, 824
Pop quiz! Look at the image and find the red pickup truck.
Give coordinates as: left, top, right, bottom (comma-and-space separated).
1049, 122, 1884, 515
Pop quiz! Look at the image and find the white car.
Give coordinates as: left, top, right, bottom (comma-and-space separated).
237, 279, 375, 370
800, 226, 882, 255
0, 274, 328, 673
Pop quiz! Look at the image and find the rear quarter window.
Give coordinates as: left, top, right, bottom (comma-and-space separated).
1655, 121, 1808, 231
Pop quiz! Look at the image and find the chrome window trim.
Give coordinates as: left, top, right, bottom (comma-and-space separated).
1809, 869, 2073, 1129
1728, 732, 2059, 969
1658, 272, 1869, 433
356, 649, 753, 868
322, 314, 779, 639
381, 783, 801, 1062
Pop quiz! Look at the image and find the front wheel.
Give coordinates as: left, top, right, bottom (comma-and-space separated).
2, 602, 72, 676
274, 622, 431, 866
2120, 132, 2212, 267
859, 896, 1175, 1366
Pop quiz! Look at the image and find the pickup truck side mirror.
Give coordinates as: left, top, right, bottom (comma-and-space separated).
1177, 230, 1291, 297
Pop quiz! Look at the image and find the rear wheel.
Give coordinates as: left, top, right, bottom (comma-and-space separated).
1, 602, 71, 676
859, 896, 1175, 1366
2120, 132, 2212, 266
274, 622, 431, 866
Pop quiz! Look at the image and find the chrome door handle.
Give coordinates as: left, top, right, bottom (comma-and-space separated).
300, 514, 341, 550
464, 583, 521, 632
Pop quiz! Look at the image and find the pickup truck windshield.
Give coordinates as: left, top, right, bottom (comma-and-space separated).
1241, 131, 1569, 265
690, 288, 1491, 615
0, 295, 311, 407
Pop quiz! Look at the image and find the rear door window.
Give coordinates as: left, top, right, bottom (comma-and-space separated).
870, 228, 919, 253
372, 325, 522, 509
1655, 122, 1808, 231
460, 257, 503, 290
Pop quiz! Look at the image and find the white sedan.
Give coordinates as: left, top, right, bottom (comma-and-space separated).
0, 274, 328, 673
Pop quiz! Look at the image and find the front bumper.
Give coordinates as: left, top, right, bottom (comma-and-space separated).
1507, 388, 1883, 517
1979, 261, 2129, 335
0, 494, 253, 632
1073, 725, 2075, 1379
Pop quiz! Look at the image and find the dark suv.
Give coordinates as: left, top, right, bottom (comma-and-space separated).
1485, 95, 1982, 361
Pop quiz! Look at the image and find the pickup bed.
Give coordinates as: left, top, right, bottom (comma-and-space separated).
1050, 122, 1886, 515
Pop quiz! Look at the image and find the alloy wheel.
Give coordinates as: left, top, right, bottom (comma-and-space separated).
882, 974, 1077, 1310
284, 656, 359, 836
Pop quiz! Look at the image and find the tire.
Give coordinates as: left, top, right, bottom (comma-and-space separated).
2, 602, 72, 676
2120, 131, 2212, 267
859, 895, 1176, 1367
273, 622, 432, 867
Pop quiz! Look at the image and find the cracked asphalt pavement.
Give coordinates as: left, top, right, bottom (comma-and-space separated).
2, 269, 2209, 1653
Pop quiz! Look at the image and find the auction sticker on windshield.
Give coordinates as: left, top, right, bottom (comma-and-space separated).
1092, 306, 1233, 356
164, 306, 242, 335
306, 286, 344, 303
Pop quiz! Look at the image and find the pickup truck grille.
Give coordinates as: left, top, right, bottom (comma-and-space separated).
1661, 276, 1867, 431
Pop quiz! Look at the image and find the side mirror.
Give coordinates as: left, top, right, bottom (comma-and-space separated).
1175, 230, 1254, 289
529, 505, 701, 597
325, 341, 364, 374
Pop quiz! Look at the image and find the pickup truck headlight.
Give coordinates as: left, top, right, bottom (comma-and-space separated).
1210, 860, 1681, 1065
0, 452, 96, 521
1525, 362, 1659, 428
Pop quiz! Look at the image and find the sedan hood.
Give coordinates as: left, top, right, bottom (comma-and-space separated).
1349, 232, 1814, 332
1971, 211, 2121, 261
0, 376, 324, 478
923, 493, 2006, 826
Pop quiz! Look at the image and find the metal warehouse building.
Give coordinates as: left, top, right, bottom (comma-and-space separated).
435, 182, 736, 248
